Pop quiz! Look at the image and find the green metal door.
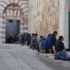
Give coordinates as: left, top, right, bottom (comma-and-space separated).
69, 12, 70, 48
6, 20, 20, 43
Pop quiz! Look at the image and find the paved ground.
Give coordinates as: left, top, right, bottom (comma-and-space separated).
39, 54, 70, 70
0, 44, 53, 70
0, 44, 70, 70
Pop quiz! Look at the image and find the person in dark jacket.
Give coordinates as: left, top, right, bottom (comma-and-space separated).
31, 33, 39, 50
27, 33, 31, 46
55, 36, 65, 52
55, 36, 70, 61
48, 31, 57, 53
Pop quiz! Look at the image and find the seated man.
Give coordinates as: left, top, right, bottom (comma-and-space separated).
31, 33, 39, 50
47, 31, 57, 53
39, 35, 50, 53
55, 36, 70, 61
39, 38, 46, 53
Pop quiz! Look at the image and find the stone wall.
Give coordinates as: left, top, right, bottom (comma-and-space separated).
0, 0, 28, 43
28, 0, 59, 37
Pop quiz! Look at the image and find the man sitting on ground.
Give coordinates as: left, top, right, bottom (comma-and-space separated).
55, 36, 70, 61
48, 31, 57, 53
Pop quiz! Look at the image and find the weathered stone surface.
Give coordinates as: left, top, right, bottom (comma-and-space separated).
29, 0, 59, 36
0, 0, 28, 42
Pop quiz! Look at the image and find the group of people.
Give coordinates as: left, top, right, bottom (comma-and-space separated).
30, 31, 70, 61
38, 31, 70, 61
16, 32, 31, 45
16, 31, 70, 61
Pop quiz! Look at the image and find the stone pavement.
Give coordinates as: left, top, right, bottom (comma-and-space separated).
0, 44, 53, 70
39, 53, 70, 70
0, 44, 70, 70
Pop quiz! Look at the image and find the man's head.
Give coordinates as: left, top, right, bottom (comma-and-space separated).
58, 36, 64, 41
32, 33, 34, 36
40, 36, 43, 38
35, 33, 38, 36
53, 31, 58, 36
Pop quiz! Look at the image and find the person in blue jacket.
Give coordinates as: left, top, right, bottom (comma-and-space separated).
39, 35, 50, 53
48, 31, 57, 53
39, 36, 46, 53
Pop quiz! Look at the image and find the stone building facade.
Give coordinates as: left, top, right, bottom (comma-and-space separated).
0, 0, 28, 43
28, 0, 70, 49
28, 0, 59, 36
0, 0, 70, 49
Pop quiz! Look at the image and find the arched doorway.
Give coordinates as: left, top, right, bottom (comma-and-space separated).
3, 3, 21, 43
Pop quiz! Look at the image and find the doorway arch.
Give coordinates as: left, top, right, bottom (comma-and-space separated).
3, 3, 22, 43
